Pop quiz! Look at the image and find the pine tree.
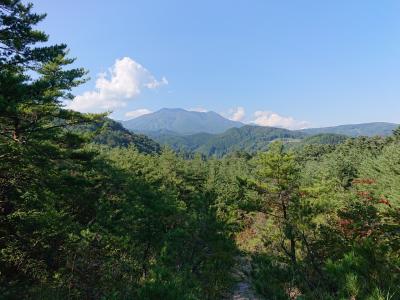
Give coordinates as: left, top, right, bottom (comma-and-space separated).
0, 1, 99, 296
0, 0, 94, 144
254, 142, 300, 266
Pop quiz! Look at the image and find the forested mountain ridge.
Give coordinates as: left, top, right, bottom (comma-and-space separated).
300, 122, 397, 137
150, 125, 306, 156
122, 108, 243, 134
74, 118, 161, 154
1, 2, 399, 299
146, 125, 349, 157
143, 122, 396, 157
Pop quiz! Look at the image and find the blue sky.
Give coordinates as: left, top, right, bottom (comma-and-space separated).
34, 0, 400, 128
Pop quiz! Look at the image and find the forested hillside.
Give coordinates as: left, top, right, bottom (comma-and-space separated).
75, 117, 161, 154
149, 125, 349, 157
1, 2, 399, 300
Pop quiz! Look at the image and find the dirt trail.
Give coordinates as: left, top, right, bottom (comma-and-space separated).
231, 255, 260, 300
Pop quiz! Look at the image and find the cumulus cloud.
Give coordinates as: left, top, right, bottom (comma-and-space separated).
252, 111, 310, 129
227, 106, 245, 121
125, 108, 152, 119
68, 57, 167, 113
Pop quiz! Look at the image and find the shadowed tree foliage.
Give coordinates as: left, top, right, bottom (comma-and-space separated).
0, 2, 235, 299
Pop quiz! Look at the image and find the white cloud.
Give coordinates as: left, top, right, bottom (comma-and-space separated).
189, 106, 208, 112
227, 106, 245, 121
251, 111, 310, 129
68, 57, 167, 113
145, 76, 168, 89
125, 108, 152, 119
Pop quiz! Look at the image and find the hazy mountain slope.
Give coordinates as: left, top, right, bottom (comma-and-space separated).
121, 108, 243, 135
301, 122, 397, 137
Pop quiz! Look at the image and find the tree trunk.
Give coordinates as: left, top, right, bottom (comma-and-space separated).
12, 117, 20, 142
280, 191, 296, 265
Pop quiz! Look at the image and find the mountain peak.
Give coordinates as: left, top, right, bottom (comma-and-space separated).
158, 107, 186, 112
157, 108, 219, 115
122, 108, 243, 135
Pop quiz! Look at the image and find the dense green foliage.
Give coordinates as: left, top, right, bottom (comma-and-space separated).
0, 2, 234, 298
1, 2, 399, 299
248, 137, 400, 299
75, 117, 161, 154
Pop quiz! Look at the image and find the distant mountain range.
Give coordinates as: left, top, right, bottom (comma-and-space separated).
119, 108, 398, 156
123, 108, 397, 137
121, 108, 243, 135
301, 122, 398, 137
